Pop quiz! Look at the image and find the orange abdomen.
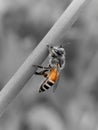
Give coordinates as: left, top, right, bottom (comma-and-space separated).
48, 68, 59, 82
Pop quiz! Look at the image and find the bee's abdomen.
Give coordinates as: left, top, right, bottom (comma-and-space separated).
47, 80, 54, 86
39, 80, 54, 93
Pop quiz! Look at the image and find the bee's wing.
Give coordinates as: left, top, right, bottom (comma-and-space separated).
53, 75, 60, 93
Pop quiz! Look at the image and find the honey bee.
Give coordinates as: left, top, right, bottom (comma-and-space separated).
33, 45, 65, 93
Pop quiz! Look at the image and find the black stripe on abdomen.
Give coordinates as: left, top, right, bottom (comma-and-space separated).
39, 80, 54, 93
47, 80, 54, 86
39, 84, 49, 93
44, 84, 50, 89
39, 87, 45, 93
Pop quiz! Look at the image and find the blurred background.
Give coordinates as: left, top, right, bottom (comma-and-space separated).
0, 0, 98, 130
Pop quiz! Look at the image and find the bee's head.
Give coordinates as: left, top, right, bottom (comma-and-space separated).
47, 45, 65, 57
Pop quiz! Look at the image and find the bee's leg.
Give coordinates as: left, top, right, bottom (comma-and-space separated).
47, 45, 53, 49
35, 70, 48, 78
33, 65, 44, 69
33, 64, 51, 70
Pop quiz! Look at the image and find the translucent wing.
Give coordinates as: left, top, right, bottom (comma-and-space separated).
53, 75, 60, 93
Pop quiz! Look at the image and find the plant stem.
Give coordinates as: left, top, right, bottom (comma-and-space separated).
0, 0, 91, 117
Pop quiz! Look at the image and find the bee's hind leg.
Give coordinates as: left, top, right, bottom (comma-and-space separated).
35, 70, 48, 78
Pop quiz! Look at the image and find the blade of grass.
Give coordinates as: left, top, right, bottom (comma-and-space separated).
0, 0, 92, 117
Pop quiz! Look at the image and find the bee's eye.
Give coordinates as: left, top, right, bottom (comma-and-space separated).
55, 49, 62, 55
